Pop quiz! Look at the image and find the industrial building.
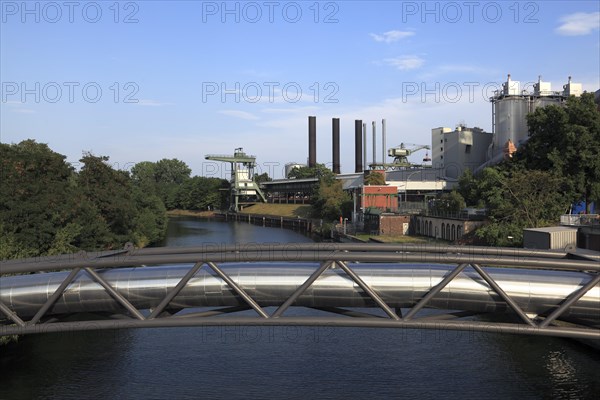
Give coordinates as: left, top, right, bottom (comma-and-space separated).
431, 125, 492, 179
477, 75, 583, 171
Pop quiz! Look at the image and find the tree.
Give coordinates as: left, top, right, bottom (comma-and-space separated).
312, 178, 352, 220
131, 159, 192, 209
288, 164, 334, 181
519, 93, 600, 213
132, 188, 168, 247
175, 177, 228, 210
254, 172, 271, 184
364, 171, 386, 186
457, 169, 482, 207
475, 168, 567, 246
431, 191, 466, 215
78, 153, 139, 248
0, 140, 78, 257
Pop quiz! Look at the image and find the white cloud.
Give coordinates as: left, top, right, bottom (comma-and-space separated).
383, 55, 425, 70
370, 30, 415, 43
556, 12, 600, 36
219, 110, 260, 120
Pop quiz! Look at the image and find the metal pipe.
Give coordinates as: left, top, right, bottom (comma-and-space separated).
2, 263, 598, 322
2, 250, 598, 275
1, 243, 572, 262
2, 316, 598, 341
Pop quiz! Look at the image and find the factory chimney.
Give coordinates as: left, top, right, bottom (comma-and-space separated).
382, 119, 387, 165
354, 120, 363, 172
363, 122, 367, 171
332, 118, 340, 174
372, 121, 376, 166
308, 116, 316, 168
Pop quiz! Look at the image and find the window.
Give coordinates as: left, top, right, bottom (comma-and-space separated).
465, 145, 471, 154
440, 147, 443, 151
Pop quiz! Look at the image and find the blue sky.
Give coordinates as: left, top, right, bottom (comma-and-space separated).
2, 1, 599, 178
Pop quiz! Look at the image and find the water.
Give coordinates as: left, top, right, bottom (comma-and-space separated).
1, 217, 599, 399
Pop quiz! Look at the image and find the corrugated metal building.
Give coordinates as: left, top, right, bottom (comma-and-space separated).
523, 226, 578, 250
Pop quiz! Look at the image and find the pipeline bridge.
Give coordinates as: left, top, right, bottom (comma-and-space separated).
1, 243, 599, 341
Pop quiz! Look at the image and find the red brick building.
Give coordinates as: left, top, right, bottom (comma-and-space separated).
362, 185, 398, 212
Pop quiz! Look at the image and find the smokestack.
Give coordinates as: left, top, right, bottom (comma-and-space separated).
332, 118, 340, 174
363, 122, 367, 171
382, 119, 386, 165
354, 120, 363, 173
372, 121, 376, 166
308, 116, 316, 168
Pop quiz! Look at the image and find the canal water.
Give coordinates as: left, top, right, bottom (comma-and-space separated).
1, 217, 599, 399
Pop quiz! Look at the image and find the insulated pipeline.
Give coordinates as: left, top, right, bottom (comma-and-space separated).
1, 263, 598, 321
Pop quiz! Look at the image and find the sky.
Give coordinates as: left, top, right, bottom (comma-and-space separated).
1, 0, 599, 179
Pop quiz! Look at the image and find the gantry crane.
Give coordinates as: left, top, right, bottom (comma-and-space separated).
205, 148, 267, 212
387, 143, 431, 169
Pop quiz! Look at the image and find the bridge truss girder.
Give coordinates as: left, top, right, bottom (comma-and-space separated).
1, 244, 599, 341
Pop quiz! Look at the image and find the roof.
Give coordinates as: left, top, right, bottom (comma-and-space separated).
523, 226, 578, 233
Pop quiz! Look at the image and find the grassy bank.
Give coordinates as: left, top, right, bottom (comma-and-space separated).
239, 204, 313, 219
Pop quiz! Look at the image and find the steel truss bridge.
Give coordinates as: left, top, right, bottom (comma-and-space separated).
1, 244, 599, 341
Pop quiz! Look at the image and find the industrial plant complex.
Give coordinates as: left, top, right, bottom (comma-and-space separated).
207, 74, 599, 251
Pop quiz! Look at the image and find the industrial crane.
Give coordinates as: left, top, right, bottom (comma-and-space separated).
387, 143, 431, 168
205, 148, 267, 212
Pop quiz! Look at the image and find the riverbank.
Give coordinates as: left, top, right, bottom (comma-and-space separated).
166, 209, 217, 218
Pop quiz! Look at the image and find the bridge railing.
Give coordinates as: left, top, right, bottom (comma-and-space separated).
1, 243, 599, 341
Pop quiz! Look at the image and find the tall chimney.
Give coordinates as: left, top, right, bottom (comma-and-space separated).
332, 118, 340, 174
363, 122, 367, 171
308, 116, 316, 168
372, 121, 376, 166
354, 120, 363, 173
382, 119, 387, 165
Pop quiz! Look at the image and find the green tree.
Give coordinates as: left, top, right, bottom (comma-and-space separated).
175, 177, 228, 210
254, 172, 272, 183
132, 189, 168, 247
131, 161, 158, 192
364, 171, 386, 186
312, 178, 352, 220
78, 153, 139, 247
288, 163, 334, 181
131, 159, 192, 209
431, 191, 466, 215
475, 168, 567, 246
519, 93, 600, 213
0, 140, 78, 257
457, 169, 482, 207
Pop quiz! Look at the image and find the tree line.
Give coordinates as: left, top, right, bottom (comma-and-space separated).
0, 141, 228, 259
